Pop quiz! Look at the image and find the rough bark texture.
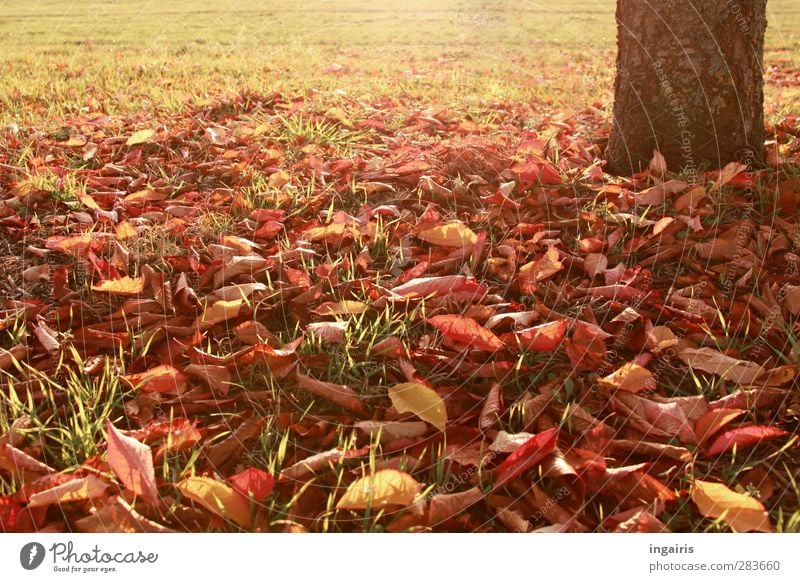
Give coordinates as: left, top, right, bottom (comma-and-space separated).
606, 0, 767, 176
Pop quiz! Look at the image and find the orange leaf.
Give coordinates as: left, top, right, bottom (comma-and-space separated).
120, 364, 188, 395
124, 188, 167, 203
597, 362, 656, 393
196, 298, 244, 327
417, 223, 477, 249
501, 319, 568, 352
692, 480, 771, 532
694, 408, 746, 445
176, 476, 251, 528
91, 275, 145, 296
45, 233, 95, 256
427, 314, 504, 352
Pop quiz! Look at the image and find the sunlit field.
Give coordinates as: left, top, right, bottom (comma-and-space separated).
0, 1, 799, 534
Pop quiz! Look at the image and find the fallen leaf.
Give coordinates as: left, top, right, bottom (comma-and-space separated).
229, 467, 275, 501
196, 298, 244, 327
597, 362, 656, 393
296, 373, 365, 414
428, 486, 484, 525
176, 476, 252, 528
120, 365, 188, 395
75, 496, 174, 533
27, 475, 110, 508
417, 223, 477, 249
694, 408, 746, 445
501, 319, 568, 352
336, 469, 422, 510
388, 382, 447, 431
126, 129, 155, 146
678, 347, 765, 384
106, 420, 158, 505
493, 427, 558, 488
91, 275, 145, 296
705, 425, 790, 456
427, 314, 505, 352
313, 300, 368, 315
691, 480, 771, 532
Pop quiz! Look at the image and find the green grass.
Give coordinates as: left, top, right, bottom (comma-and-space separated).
1, 0, 798, 129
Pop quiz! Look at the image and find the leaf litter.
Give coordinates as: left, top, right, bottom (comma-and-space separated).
0, 90, 799, 533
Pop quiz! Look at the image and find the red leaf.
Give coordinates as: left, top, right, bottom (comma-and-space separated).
706, 425, 790, 456
106, 420, 158, 505
427, 314, 505, 352
229, 468, 275, 501
694, 408, 746, 445
501, 319, 568, 352
492, 427, 558, 489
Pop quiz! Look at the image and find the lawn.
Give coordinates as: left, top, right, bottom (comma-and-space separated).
0, 1, 799, 533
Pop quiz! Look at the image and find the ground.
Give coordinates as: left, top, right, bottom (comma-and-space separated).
0, 0, 799, 533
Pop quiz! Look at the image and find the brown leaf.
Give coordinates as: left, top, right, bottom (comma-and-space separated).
296, 373, 365, 414
75, 496, 175, 532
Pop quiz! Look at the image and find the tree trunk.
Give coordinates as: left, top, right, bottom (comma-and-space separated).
606, 0, 767, 177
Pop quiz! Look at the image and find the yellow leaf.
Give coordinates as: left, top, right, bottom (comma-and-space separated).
76, 191, 100, 209
91, 275, 145, 296
45, 233, 95, 255
313, 300, 368, 316
124, 188, 167, 203
126, 129, 155, 146
268, 170, 291, 188
63, 135, 88, 147
304, 223, 351, 241
115, 220, 138, 240
597, 362, 656, 393
336, 469, 422, 510
388, 382, 447, 431
176, 476, 252, 528
692, 480, 771, 532
197, 299, 244, 327
417, 223, 477, 249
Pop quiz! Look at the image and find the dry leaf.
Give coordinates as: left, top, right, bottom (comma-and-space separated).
691, 480, 771, 532
336, 470, 422, 510
176, 476, 252, 528
388, 382, 447, 431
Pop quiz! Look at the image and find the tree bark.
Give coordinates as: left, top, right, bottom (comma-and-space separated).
606, 0, 767, 177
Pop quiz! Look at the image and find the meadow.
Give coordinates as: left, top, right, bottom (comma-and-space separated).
0, 1, 799, 533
